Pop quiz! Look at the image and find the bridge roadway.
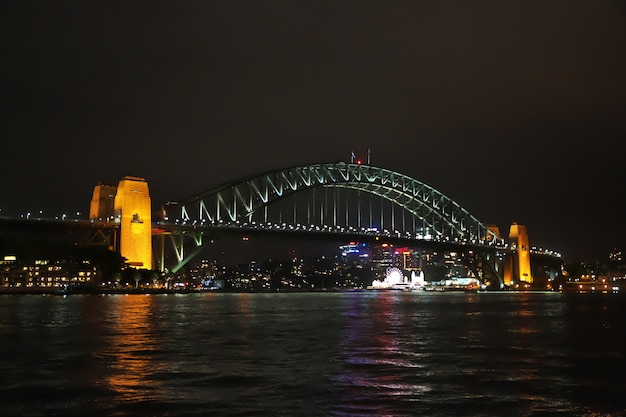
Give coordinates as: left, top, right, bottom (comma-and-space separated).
0, 215, 503, 253
0, 213, 561, 262
0, 216, 115, 236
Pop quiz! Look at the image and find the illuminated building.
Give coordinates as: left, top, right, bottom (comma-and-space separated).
443, 251, 469, 278
394, 247, 420, 270
339, 242, 369, 263
504, 222, 532, 286
114, 176, 153, 269
0, 256, 99, 288
367, 267, 425, 290
370, 243, 395, 274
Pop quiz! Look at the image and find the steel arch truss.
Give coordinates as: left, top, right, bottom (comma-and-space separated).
176, 163, 503, 245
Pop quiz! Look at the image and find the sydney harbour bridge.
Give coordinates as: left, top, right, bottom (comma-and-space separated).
2, 162, 562, 288
158, 162, 503, 270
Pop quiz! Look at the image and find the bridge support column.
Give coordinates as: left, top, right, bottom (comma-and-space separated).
114, 177, 153, 269
503, 223, 532, 286
89, 177, 153, 269
168, 232, 204, 274
475, 250, 504, 289
152, 232, 167, 272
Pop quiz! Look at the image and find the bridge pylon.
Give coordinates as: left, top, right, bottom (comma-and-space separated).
89, 176, 153, 270
503, 222, 532, 286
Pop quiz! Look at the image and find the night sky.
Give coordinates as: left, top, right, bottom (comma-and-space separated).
2, 1, 625, 263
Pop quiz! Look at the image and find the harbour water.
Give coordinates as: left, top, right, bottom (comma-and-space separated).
1, 291, 625, 416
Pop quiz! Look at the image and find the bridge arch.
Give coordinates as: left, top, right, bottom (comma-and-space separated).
172, 163, 503, 246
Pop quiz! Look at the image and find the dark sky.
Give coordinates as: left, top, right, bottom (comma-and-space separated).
2, 1, 625, 263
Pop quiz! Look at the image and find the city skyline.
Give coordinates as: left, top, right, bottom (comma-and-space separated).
2, 1, 625, 263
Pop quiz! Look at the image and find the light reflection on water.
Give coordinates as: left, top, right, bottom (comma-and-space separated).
336, 292, 434, 417
101, 294, 164, 403
0, 291, 624, 416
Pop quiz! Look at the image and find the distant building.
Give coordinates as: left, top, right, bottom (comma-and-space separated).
0, 255, 99, 289
370, 243, 395, 276
394, 247, 421, 271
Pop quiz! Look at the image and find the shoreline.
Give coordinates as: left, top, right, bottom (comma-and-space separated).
0, 287, 608, 296
0, 287, 343, 295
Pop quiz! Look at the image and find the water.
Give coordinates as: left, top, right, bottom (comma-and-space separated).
1, 291, 625, 416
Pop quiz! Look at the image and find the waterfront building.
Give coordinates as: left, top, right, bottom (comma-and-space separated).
367, 267, 425, 290
0, 255, 99, 289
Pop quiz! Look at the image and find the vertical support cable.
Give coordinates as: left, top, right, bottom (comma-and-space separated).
333, 187, 337, 227
216, 195, 220, 222
369, 195, 372, 229
357, 190, 361, 229
249, 192, 253, 223
345, 192, 349, 227
380, 194, 384, 231
158, 233, 165, 272
321, 187, 325, 225
311, 188, 315, 225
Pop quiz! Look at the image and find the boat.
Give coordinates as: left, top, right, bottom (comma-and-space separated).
423, 277, 484, 292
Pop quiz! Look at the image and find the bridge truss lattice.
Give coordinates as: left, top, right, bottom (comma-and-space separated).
159, 163, 504, 274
